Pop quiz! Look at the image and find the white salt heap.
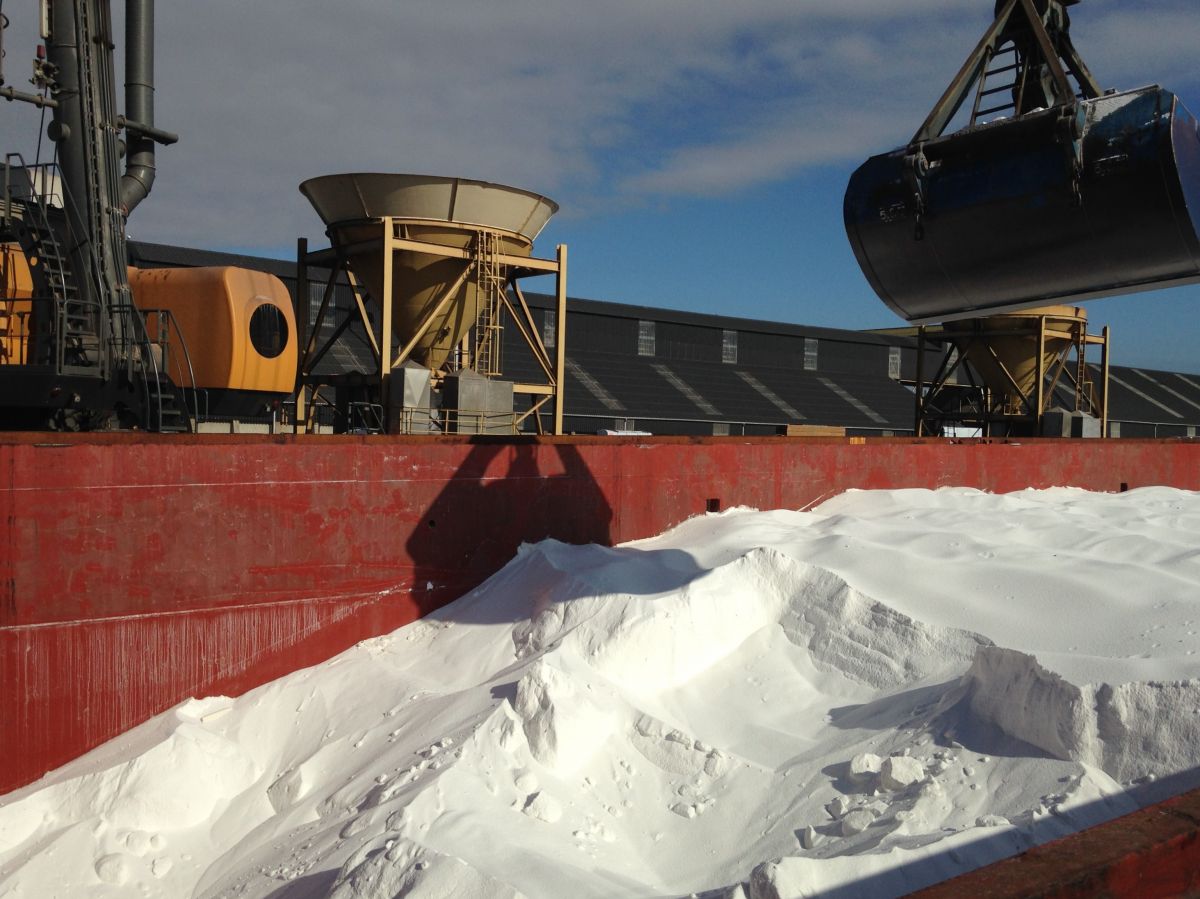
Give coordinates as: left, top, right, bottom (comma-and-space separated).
4, 486, 1200, 898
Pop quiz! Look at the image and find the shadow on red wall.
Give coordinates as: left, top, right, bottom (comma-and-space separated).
405, 440, 615, 618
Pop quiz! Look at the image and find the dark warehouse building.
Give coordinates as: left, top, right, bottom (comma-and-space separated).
129, 242, 1200, 439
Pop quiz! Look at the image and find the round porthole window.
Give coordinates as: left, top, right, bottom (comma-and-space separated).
249, 304, 288, 359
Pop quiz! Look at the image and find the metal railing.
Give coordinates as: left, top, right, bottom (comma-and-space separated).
279, 397, 529, 435
141, 306, 206, 423
559, 412, 912, 437
0, 296, 30, 365
347, 401, 385, 434
2, 156, 68, 221
111, 302, 204, 430
3, 154, 109, 375
360, 407, 523, 436
1108, 419, 1199, 439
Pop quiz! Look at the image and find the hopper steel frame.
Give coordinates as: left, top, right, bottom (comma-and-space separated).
294, 219, 568, 434
913, 313, 1109, 437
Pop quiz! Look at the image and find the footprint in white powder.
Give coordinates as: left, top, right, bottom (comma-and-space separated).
94, 853, 132, 885
124, 830, 150, 855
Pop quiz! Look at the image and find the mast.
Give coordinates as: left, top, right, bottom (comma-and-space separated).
38, 0, 174, 393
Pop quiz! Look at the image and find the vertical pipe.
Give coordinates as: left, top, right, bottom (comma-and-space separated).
1036, 316, 1046, 432
47, 1, 83, 194
295, 237, 308, 433
914, 328, 925, 437
553, 244, 567, 436
119, 0, 155, 216
46, 0, 91, 277
380, 218, 395, 432
46, 0, 129, 372
1101, 326, 1110, 437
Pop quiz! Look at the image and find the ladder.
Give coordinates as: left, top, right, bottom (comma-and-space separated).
967, 18, 1092, 127
969, 43, 1025, 124
142, 367, 189, 433
913, 0, 1101, 144
472, 229, 505, 377
0, 300, 10, 364
0, 248, 10, 364
11, 195, 102, 373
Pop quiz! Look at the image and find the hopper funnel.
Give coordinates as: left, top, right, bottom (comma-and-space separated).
944, 306, 1086, 409
301, 173, 558, 371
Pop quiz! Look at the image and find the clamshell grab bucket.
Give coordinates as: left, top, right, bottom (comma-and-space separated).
844, 86, 1200, 323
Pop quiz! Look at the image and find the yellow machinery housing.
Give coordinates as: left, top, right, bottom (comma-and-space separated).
127, 266, 297, 401
2, 249, 297, 410
1, 244, 34, 365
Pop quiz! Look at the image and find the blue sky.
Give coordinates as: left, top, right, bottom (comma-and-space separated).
5, 0, 1200, 371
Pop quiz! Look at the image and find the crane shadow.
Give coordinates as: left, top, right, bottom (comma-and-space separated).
404, 437, 706, 626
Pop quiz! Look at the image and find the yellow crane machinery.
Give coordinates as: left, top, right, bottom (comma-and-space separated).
0, 1, 298, 430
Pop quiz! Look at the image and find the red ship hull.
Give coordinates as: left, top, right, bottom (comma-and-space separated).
4, 433, 1200, 795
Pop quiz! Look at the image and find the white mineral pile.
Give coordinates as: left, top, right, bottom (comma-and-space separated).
4, 487, 1200, 898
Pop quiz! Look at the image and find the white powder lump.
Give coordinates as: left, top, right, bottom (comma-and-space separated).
848, 752, 883, 783
3, 487, 1200, 899
880, 756, 926, 791
521, 792, 563, 824
330, 843, 527, 899
955, 646, 1200, 783
513, 658, 618, 775
630, 714, 733, 782
775, 562, 991, 690
839, 808, 876, 836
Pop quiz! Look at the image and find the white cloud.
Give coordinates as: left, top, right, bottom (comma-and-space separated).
3, 0, 1195, 252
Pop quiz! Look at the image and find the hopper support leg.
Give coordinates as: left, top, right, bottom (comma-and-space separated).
553, 244, 568, 436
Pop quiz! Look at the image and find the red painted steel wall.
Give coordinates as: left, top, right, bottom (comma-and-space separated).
911, 785, 1200, 898
3, 434, 1199, 797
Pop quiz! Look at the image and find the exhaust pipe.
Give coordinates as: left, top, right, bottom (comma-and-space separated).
119, 0, 157, 217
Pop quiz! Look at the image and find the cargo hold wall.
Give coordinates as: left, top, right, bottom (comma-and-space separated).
4, 434, 1200, 795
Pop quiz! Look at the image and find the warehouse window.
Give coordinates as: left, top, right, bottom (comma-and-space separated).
722, 330, 738, 364
888, 346, 902, 380
543, 310, 556, 349
307, 281, 325, 317
804, 338, 819, 371
638, 320, 656, 356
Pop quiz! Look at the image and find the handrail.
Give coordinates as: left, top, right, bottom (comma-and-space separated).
2, 154, 107, 373
1, 157, 12, 230
564, 411, 912, 436
110, 302, 209, 431
109, 301, 163, 429
4, 155, 68, 372
1109, 419, 1199, 439
151, 307, 205, 422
